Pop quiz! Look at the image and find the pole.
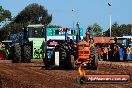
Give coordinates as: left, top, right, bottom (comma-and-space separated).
76, 22, 80, 43
131, 26, 132, 35
110, 15, 112, 37
72, 9, 75, 40
65, 28, 68, 42
108, 0, 112, 37
72, 9, 75, 28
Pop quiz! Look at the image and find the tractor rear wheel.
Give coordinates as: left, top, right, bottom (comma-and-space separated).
59, 47, 67, 69
87, 47, 98, 70
93, 47, 98, 70
70, 55, 75, 69
44, 50, 49, 69
93, 54, 98, 70
22, 44, 32, 63
11, 44, 21, 63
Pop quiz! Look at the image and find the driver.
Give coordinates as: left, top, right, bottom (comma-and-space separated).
67, 37, 73, 50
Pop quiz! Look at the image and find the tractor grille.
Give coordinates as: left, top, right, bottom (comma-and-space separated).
79, 51, 89, 54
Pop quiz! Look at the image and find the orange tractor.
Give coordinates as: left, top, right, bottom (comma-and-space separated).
67, 32, 98, 69
79, 32, 98, 69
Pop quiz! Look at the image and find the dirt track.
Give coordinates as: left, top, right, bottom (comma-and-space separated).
0, 60, 132, 88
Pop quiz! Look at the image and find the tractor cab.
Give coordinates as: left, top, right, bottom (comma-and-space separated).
27, 24, 46, 59
27, 24, 45, 38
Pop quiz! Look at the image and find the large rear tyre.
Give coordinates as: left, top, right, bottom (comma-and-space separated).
93, 47, 98, 70
11, 44, 21, 63
22, 44, 32, 63
59, 47, 67, 69
44, 50, 49, 69
93, 55, 98, 70
88, 47, 98, 70
70, 55, 75, 69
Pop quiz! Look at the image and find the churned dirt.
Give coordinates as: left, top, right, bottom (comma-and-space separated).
0, 59, 132, 88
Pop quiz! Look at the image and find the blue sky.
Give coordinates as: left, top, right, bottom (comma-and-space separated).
0, 0, 132, 32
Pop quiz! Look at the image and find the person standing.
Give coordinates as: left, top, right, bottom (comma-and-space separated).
103, 46, 108, 61
118, 47, 124, 61
113, 46, 119, 62
108, 45, 112, 61
123, 46, 126, 61
126, 46, 131, 61
108, 48, 113, 61
130, 46, 132, 60
98, 47, 103, 61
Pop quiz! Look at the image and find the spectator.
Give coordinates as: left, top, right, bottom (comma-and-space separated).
103, 46, 108, 61
118, 47, 124, 61
108, 45, 112, 61
113, 46, 119, 61
123, 46, 127, 61
108, 48, 113, 61
98, 47, 103, 61
126, 46, 131, 61
109, 44, 115, 61
130, 46, 132, 60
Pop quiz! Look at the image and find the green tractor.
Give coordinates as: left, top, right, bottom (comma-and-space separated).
9, 24, 46, 63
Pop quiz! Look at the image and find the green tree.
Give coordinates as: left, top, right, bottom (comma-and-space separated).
87, 23, 102, 37
13, 3, 52, 25
0, 6, 11, 23
104, 22, 131, 37
0, 3, 52, 40
0, 6, 11, 41
3, 3, 52, 33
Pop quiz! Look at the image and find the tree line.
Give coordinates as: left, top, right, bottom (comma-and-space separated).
0, 3, 52, 40
0, 3, 131, 40
87, 22, 131, 37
